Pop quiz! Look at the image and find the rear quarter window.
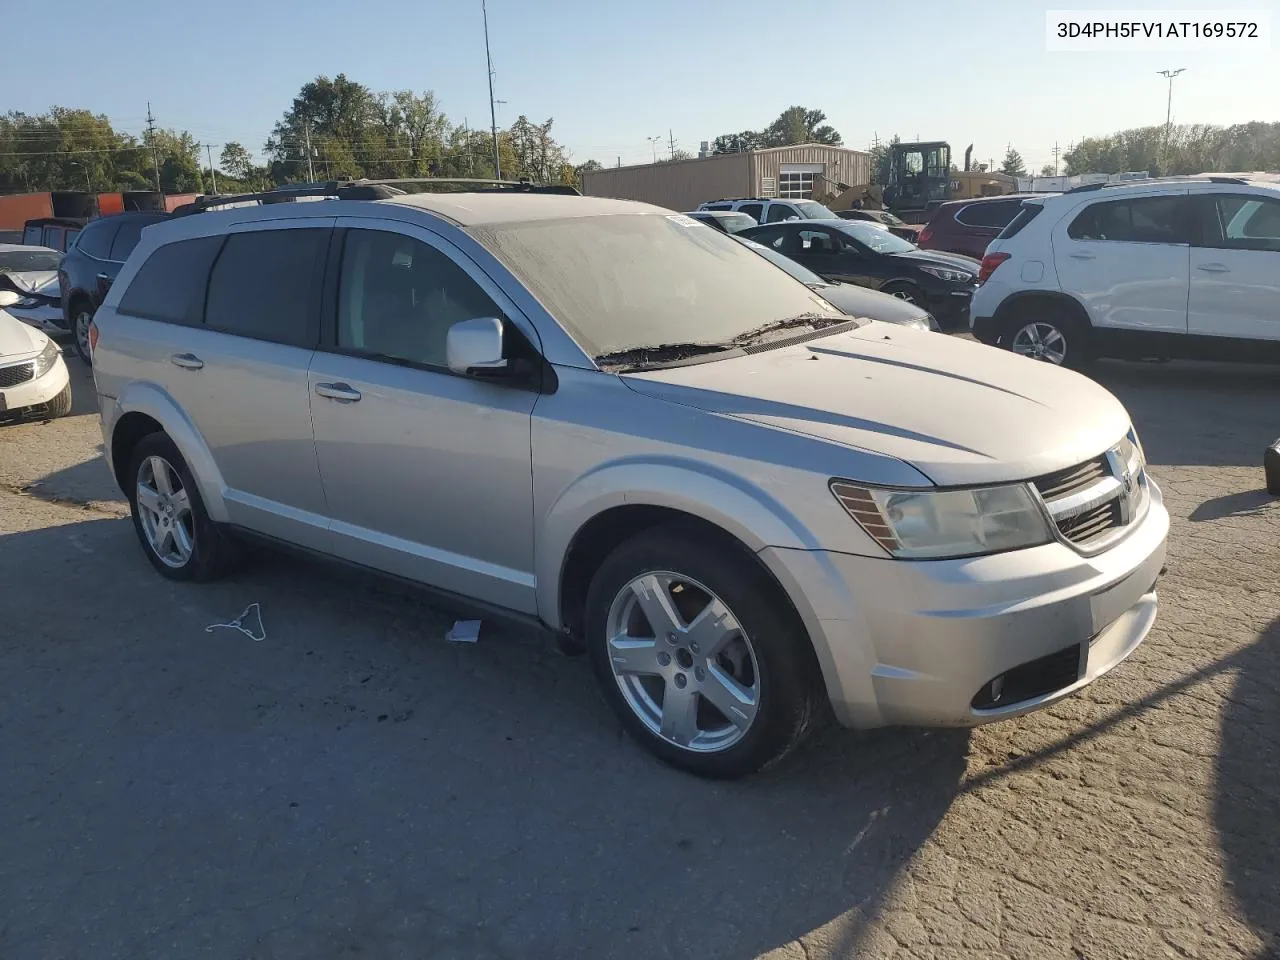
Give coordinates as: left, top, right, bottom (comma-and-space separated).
995, 203, 1044, 241
117, 236, 224, 324
955, 199, 1022, 229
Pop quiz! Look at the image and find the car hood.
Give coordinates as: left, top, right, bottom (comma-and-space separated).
888, 249, 981, 272
0, 309, 43, 359
0, 270, 58, 295
813, 282, 931, 326
622, 326, 1131, 486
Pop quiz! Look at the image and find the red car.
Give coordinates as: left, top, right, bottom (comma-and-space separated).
916, 195, 1037, 259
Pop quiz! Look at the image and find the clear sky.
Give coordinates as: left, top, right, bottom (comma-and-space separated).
9, 0, 1279, 174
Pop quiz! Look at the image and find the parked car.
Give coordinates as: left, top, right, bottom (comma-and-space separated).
0, 243, 61, 290
733, 237, 937, 330
0, 273, 63, 334
0, 305, 72, 421
837, 208, 921, 243
58, 211, 171, 365
684, 210, 758, 234
917, 195, 1038, 259
740, 219, 980, 330
92, 183, 1168, 779
972, 176, 1280, 367
22, 217, 84, 252
696, 197, 838, 223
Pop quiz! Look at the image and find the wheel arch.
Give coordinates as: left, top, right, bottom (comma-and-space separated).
109, 382, 228, 521
993, 289, 1093, 329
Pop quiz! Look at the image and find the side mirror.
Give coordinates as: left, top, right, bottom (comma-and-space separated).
447, 317, 509, 377
0, 290, 19, 308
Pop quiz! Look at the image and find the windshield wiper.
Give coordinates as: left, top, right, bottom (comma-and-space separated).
732, 312, 846, 346
593, 341, 737, 372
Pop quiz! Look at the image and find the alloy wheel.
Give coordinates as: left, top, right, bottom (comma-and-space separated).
1011, 321, 1068, 364
75, 310, 93, 362
605, 571, 760, 753
136, 455, 195, 568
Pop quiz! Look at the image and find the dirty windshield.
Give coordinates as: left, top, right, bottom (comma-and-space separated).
0, 248, 61, 273
473, 213, 842, 358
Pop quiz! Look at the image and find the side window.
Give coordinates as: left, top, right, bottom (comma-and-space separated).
1067, 196, 1187, 244
336, 230, 501, 369
798, 229, 838, 254
1214, 194, 1280, 252
42, 227, 65, 250
77, 221, 120, 260
955, 200, 1020, 229
23, 225, 41, 245
704, 203, 732, 211
738, 203, 764, 222
108, 218, 152, 261
117, 236, 224, 324
205, 229, 326, 346
765, 204, 798, 223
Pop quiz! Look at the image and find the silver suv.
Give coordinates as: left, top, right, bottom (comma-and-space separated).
92, 181, 1169, 779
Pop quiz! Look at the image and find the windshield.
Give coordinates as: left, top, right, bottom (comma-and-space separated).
0, 249, 61, 273
473, 213, 841, 358
793, 201, 838, 220
734, 237, 825, 285
718, 213, 757, 234
837, 221, 917, 254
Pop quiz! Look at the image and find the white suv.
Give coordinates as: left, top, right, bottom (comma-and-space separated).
970, 177, 1280, 368
696, 197, 838, 224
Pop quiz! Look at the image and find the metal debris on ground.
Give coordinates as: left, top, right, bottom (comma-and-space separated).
446, 619, 481, 643
205, 602, 266, 642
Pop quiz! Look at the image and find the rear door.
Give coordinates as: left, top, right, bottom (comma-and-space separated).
1052, 191, 1191, 334
125, 219, 334, 551
1187, 191, 1280, 344
951, 198, 1024, 258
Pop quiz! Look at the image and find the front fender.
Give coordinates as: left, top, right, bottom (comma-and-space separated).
113, 380, 229, 523
535, 456, 819, 630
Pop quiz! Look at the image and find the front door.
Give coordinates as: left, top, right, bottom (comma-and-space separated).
1188, 192, 1280, 343
308, 219, 540, 614
792, 227, 877, 287
1053, 191, 1191, 334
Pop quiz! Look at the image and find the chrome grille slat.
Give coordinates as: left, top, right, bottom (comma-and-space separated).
1033, 432, 1146, 550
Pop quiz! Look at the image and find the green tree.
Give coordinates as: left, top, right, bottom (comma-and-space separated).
219, 141, 253, 180
1039, 163, 1055, 176
762, 106, 842, 147
712, 130, 764, 154
1000, 146, 1027, 177
868, 135, 900, 185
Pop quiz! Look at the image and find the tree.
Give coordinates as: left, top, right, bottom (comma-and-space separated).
1000, 146, 1027, 177
762, 106, 842, 147
658, 149, 693, 163
1039, 163, 1055, 176
868, 135, 900, 185
712, 130, 764, 154
219, 142, 253, 180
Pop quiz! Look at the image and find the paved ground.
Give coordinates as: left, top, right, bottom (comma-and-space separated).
0, 350, 1277, 960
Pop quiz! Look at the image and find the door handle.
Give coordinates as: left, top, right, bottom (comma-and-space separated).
1197, 262, 1230, 273
315, 382, 362, 403
1068, 252, 1095, 260
169, 353, 204, 370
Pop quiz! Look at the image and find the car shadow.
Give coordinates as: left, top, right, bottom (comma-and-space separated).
1190, 489, 1276, 522
0, 516, 969, 959
1214, 616, 1280, 954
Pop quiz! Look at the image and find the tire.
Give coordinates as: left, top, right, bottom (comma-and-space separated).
879, 281, 923, 306
70, 300, 94, 367
1002, 305, 1094, 370
44, 382, 72, 419
126, 432, 239, 582
585, 524, 823, 779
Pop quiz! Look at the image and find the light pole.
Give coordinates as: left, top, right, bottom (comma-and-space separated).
70, 161, 91, 193
482, 0, 501, 180
1157, 68, 1185, 173
647, 136, 662, 163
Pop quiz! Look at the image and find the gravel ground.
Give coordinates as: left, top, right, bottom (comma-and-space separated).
0, 351, 1276, 960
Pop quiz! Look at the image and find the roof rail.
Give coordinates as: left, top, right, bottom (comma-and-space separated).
172, 177, 581, 215
1064, 174, 1251, 194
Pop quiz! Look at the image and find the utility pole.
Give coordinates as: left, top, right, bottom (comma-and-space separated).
668, 128, 676, 160
616, 156, 621, 168
1157, 68, 1186, 172
206, 143, 219, 195
1052, 141, 1060, 176
464, 118, 473, 174
304, 122, 316, 182
482, 0, 501, 179
145, 102, 161, 193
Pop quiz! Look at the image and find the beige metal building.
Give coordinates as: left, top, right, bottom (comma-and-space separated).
581, 143, 873, 212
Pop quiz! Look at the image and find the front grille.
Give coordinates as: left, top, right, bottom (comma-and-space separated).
0, 362, 34, 389
1033, 432, 1146, 550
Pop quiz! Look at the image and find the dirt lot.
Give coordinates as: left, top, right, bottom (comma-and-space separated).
1, 352, 1277, 960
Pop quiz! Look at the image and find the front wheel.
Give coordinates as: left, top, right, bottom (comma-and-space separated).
585, 525, 822, 779
880, 281, 922, 306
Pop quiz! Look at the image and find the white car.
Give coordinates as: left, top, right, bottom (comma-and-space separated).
970, 176, 1280, 368
0, 273, 65, 335
0, 307, 72, 421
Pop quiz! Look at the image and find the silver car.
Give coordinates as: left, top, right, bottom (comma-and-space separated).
91, 186, 1169, 779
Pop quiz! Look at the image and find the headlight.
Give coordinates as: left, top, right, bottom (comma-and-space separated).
901, 316, 931, 332
33, 339, 62, 378
830, 481, 1052, 559
919, 265, 975, 283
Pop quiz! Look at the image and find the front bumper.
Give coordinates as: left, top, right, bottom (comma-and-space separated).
760, 480, 1169, 729
0, 353, 70, 419
923, 286, 975, 329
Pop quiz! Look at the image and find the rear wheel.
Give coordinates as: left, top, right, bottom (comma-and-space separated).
1003, 306, 1093, 370
585, 525, 822, 779
880, 281, 923, 306
70, 301, 94, 366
